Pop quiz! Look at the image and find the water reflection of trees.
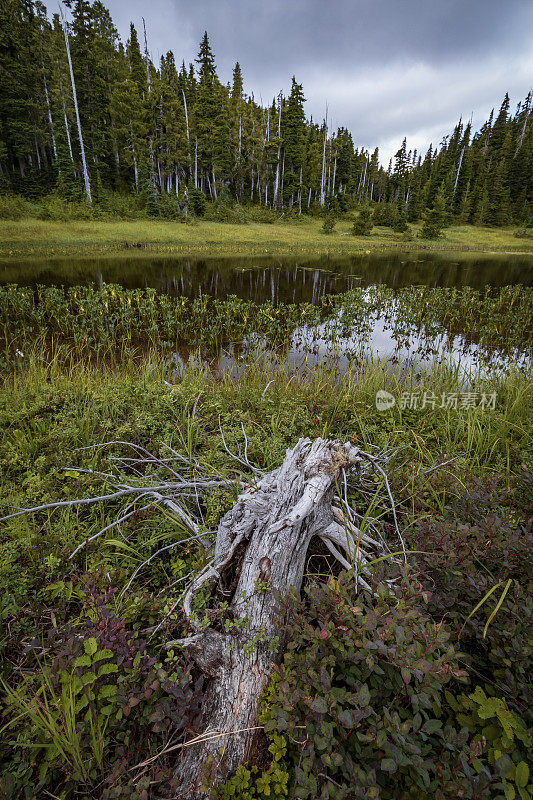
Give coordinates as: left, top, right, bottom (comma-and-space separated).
2, 253, 532, 302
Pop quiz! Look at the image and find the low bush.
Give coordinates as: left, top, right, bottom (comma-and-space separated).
412, 475, 533, 722
352, 205, 373, 236
0, 194, 32, 220
188, 187, 208, 217
245, 205, 279, 224
35, 195, 94, 221
206, 199, 248, 224
156, 192, 182, 220
321, 214, 336, 234
261, 572, 476, 799
96, 191, 145, 219
1, 586, 202, 799
261, 570, 532, 799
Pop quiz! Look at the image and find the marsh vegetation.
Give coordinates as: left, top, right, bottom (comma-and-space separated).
0, 248, 531, 798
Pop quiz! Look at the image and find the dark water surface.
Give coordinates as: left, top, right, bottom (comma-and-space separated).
2, 252, 531, 373
1, 252, 532, 303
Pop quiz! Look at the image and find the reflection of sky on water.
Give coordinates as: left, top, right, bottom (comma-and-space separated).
287, 314, 517, 377
173, 304, 528, 383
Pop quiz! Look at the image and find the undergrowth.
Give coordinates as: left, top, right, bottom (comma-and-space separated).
0, 343, 531, 798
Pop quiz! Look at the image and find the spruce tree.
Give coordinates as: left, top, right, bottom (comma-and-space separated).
0, 2, 530, 218
127, 23, 148, 97
282, 77, 306, 207
393, 206, 409, 232
194, 31, 222, 197
231, 62, 243, 104
352, 204, 373, 235
420, 186, 448, 238
321, 212, 336, 234
110, 77, 147, 192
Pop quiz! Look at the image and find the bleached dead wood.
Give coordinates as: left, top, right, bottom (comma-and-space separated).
170, 437, 395, 797
1, 434, 403, 798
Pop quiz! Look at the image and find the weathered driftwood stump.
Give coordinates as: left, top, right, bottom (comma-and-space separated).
0, 434, 394, 798
173, 437, 386, 798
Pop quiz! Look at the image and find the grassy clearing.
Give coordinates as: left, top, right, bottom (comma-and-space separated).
0, 216, 532, 259
1, 347, 530, 485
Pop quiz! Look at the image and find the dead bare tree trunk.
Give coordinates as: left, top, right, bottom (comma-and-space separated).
172, 437, 385, 797
60, 3, 91, 205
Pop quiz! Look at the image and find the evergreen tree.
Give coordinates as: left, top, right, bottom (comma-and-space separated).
0, 0, 45, 185
393, 206, 409, 232
352, 204, 373, 235
321, 211, 336, 234
0, 3, 530, 221
231, 62, 243, 104
109, 76, 146, 191
194, 31, 222, 197
127, 23, 147, 97
420, 186, 448, 239
282, 77, 306, 207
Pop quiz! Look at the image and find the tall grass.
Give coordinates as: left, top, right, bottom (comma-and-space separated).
5, 342, 527, 476
1, 664, 107, 784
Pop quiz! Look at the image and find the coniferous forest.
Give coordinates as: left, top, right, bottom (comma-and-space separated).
1, 0, 532, 226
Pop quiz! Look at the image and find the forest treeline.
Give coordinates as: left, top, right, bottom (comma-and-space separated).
1, 0, 532, 226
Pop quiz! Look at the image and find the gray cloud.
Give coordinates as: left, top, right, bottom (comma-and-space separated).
53, 0, 533, 163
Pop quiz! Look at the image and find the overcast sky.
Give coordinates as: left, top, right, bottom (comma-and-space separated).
60, 0, 533, 164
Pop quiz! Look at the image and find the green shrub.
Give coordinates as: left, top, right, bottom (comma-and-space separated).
216, 764, 290, 799
96, 191, 144, 219
207, 199, 248, 224
0, 194, 30, 220
393, 208, 409, 233
412, 483, 533, 718
245, 206, 279, 224
1, 590, 202, 798
420, 188, 449, 239
371, 202, 397, 227
35, 195, 94, 221
321, 213, 336, 234
446, 688, 532, 800
261, 572, 483, 799
188, 187, 208, 217
352, 204, 373, 235
156, 192, 181, 220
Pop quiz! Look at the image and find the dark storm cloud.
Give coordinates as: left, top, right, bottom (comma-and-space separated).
159, 0, 529, 74
53, 0, 533, 162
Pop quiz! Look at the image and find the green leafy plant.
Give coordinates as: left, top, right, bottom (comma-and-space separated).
321, 214, 336, 234
1, 639, 112, 785
260, 571, 483, 799
446, 687, 532, 800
